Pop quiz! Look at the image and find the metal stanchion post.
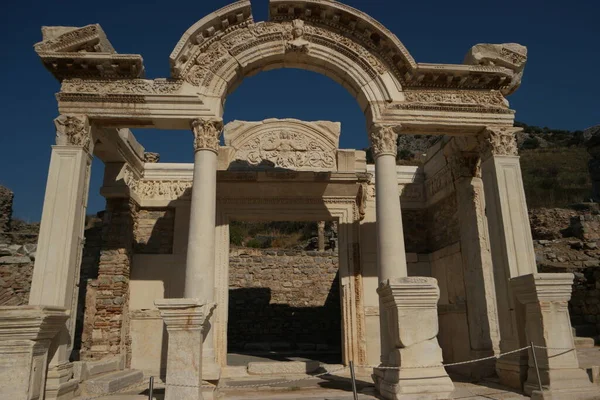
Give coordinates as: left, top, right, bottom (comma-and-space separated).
349, 361, 359, 400
148, 376, 154, 400
530, 342, 543, 393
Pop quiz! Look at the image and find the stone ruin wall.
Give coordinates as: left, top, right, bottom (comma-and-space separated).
228, 247, 341, 353
0, 186, 13, 241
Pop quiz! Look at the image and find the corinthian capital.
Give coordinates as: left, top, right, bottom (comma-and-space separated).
191, 118, 223, 153
54, 114, 91, 152
478, 126, 520, 161
448, 152, 481, 180
369, 124, 400, 158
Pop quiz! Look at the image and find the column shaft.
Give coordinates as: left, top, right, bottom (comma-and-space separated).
185, 150, 218, 299
375, 154, 407, 281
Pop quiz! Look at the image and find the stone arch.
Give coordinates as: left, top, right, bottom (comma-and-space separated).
170, 0, 419, 121
223, 118, 341, 171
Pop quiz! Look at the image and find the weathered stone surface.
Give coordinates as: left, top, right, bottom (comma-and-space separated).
247, 361, 320, 375
0, 186, 13, 243
84, 369, 143, 395
0, 256, 31, 264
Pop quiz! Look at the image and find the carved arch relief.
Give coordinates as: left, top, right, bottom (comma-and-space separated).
223, 118, 340, 171
169, 0, 406, 116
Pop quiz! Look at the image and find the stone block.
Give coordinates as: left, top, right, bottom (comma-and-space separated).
85, 369, 143, 394
0, 256, 31, 264
247, 361, 320, 375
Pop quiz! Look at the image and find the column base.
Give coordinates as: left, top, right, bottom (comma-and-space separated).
525, 368, 598, 398
530, 386, 600, 400
378, 366, 454, 400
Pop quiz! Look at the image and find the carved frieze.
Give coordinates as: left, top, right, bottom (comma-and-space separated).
61, 79, 182, 95
478, 126, 520, 160
369, 124, 399, 158
234, 131, 336, 170
285, 19, 310, 53
137, 180, 192, 200
400, 184, 425, 203
54, 115, 91, 152
191, 119, 223, 153
403, 90, 508, 108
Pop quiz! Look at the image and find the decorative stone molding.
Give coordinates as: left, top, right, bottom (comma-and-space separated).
191, 119, 223, 153
224, 119, 339, 171
54, 115, 91, 152
61, 79, 182, 95
34, 24, 144, 81
511, 274, 599, 399
478, 126, 520, 161
375, 277, 454, 399
464, 43, 527, 95
369, 124, 399, 158
143, 152, 160, 163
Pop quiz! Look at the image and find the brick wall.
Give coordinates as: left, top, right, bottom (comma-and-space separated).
228, 248, 341, 353
81, 199, 137, 364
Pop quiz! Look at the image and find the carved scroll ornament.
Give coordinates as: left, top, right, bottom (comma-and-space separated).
191, 119, 223, 153
54, 114, 91, 152
369, 124, 399, 158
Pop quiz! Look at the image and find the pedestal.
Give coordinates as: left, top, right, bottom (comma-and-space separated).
512, 273, 599, 400
0, 306, 69, 400
375, 278, 454, 400
155, 299, 216, 400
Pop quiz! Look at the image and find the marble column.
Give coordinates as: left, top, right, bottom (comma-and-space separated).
29, 115, 93, 399
512, 273, 598, 400
185, 118, 223, 380
368, 124, 408, 374
479, 126, 537, 389
447, 146, 500, 378
0, 306, 69, 400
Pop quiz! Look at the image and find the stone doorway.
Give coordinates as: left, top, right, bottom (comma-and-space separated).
226, 220, 342, 367
214, 197, 366, 369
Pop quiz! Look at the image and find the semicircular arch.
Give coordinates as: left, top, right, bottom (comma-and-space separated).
170, 0, 416, 123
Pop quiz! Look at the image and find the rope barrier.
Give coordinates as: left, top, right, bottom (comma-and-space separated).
73, 344, 577, 397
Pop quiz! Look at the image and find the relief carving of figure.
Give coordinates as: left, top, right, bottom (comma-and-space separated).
285, 19, 310, 53
236, 131, 335, 170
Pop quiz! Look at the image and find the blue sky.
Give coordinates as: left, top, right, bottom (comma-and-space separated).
0, 0, 598, 221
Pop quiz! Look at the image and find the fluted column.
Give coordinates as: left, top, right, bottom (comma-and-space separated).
479, 126, 536, 389
369, 124, 408, 370
185, 118, 223, 380
29, 114, 93, 399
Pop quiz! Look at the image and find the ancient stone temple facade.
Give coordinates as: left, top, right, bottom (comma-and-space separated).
0, 1, 598, 400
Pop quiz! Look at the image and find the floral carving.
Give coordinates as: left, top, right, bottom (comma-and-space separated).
137, 180, 192, 200
191, 119, 223, 153
403, 90, 508, 108
478, 127, 520, 160
234, 131, 336, 170
54, 115, 91, 152
369, 124, 399, 158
